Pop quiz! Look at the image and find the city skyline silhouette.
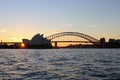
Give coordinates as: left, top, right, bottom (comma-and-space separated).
0, 32, 120, 48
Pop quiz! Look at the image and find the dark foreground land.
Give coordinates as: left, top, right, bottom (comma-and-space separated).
0, 43, 53, 49
0, 43, 120, 49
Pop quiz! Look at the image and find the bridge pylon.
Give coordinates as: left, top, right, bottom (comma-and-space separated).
54, 41, 58, 48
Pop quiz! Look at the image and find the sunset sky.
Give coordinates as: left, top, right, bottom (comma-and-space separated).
0, 0, 120, 42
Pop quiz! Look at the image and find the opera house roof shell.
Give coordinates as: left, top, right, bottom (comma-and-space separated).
23, 33, 50, 45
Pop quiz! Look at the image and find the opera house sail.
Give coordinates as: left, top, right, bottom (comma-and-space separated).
23, 33, 52, 49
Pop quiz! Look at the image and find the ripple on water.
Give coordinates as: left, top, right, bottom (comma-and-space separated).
0, 49, 120, 80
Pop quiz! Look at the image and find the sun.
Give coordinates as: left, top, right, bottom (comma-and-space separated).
20, 43, 25, 48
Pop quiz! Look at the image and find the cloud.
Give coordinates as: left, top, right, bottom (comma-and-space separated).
0, 27, 6, 32
59, 24, 72, 27
9, 37, 17, 39
8, 37, 17, 40
91, 24, 97, 28
50, 23, 73, 34
0, 29, 6, 32
51, 30, 61, 34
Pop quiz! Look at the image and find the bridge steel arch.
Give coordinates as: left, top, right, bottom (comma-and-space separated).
46, 32, 100, 44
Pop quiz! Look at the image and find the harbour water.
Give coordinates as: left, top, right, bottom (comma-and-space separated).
0, 49, 120, 80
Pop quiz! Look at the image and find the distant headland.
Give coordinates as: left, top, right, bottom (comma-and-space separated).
0, 32, 120, 49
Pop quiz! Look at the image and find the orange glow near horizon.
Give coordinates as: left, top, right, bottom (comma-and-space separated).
20, 43, 25, 48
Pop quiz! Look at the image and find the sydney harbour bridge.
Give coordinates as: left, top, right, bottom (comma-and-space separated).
46, 32, 100, 47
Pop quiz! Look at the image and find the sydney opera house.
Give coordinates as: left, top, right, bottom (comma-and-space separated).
22, 33, 52, 48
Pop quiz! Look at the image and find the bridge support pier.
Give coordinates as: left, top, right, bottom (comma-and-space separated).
54, 42, 58, 48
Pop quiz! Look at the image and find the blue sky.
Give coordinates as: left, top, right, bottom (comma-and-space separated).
0, 0, 120, 42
